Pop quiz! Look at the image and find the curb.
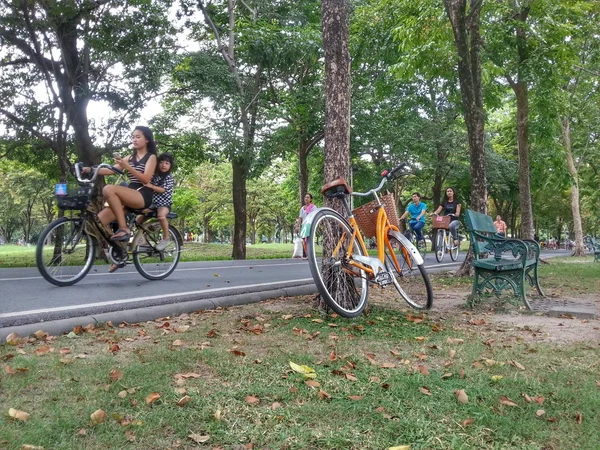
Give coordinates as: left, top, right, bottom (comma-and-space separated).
0, 284, 318, 341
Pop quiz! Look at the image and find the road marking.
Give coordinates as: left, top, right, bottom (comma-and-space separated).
0, 278, 315, 319
0, 261, 309, 282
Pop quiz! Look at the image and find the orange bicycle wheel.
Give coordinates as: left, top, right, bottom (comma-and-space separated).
307, 209, 369, 317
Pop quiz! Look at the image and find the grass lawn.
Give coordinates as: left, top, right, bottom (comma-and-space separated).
0, 242, 296, 268
1, 257, 599, 449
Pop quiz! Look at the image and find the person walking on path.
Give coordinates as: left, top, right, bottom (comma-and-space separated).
399, 192, 427, 244
294, 193, 316, 259
494, 215, 507, 237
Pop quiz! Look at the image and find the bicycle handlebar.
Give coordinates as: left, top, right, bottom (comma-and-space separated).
351, 162, 409, 198
74, 162, 123, 184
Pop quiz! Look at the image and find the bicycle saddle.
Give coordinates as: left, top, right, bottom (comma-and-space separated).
321, 178, 353, 198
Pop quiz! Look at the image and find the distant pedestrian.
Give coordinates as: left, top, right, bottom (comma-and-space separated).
294, 193, 316, 259
494, 215, 507, 237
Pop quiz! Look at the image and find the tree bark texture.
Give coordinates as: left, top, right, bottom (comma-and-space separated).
232, 158, 247, 259
443, 0, 487, 215
443, 0, 487, 276
561, 117, 585, 256
321, 0, 351, 208
507, 4, 534, 239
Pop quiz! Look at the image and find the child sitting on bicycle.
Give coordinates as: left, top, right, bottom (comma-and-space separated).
142, 152, 175, 251
399, 192, 427, 244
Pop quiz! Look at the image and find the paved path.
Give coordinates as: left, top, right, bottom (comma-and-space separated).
0, 250, 570, 339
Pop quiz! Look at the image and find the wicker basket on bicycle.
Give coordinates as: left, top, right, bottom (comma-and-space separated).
351, 193, 399, 239
432, 215, 451, 230
56, 185, 94, 210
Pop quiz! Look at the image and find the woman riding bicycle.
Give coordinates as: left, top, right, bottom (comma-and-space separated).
432, 187, 461, 246
399, 192, 427, 245
84, 126, 157, 242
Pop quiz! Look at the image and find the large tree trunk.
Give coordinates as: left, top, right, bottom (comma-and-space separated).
507, 5, 534, 239
321, 0, 351, 198
561, 117, 585, 256
443, 0, 487, 275
232, 158, 247, 259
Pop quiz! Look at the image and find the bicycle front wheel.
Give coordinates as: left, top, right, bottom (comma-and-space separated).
133, 222, 181, 280
450, 235, 460, 261
307, 210, 369, 318
435, 229, 445, 263
36, 217, 96, 286
385, 234, 433, 310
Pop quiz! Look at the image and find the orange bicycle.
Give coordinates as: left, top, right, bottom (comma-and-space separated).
305, 164, 433, 317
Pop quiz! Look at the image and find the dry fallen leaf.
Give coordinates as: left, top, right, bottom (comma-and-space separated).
34, 346, 53, 356
5, 332, 20, 344
536, 409, 545, 417
244, 395, 260, 405
305, 380, 321, 388
462, 418, 475, 427
176, 395, 192, 407
499, 396, 518, 407
447, 337, 464, 345
575, 412, 583, 424
345, 373, 358, 381
172, 339, 184, 347
449, 349, 456, 359
318, 390, 332, 400
188, 433, 210, 444
8, 408, 30, 422
348, 395, 364, 401
125, 429, 136, 442
510, 360, 525, 370
455, 389, 469, 404
22, 445, 44, 450
271, 402, 282, 410
416, 365, 430, 376
145, 392, 161, 406
109, 369, 123, 382
90, 409, 107, 425
419, 387, 432, 396
34, 330, 49, 340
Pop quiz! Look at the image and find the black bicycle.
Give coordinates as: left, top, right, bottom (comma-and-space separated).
36, 163, 183, 286
401, 218, 427, 257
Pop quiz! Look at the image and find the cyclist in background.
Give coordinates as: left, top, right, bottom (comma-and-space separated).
432, 187, 462, 246
399, 192, 427, 245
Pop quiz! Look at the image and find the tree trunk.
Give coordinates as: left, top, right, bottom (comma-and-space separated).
507, 5, 534, 239
561, 117, 585, 256
298, 131, 324, 206
232, 158, 247, 259
321, 0, 351, 201
443, 0, 487, 275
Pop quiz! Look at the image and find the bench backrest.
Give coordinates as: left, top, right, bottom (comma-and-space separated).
464, 209, 499, 255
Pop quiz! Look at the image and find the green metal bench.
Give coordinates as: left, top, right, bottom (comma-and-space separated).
464, 210, 545, 309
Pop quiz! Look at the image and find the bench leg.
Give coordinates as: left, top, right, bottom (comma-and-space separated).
468, 270, 482, 308
525, 264, 545, 297
470, 269, 532, 310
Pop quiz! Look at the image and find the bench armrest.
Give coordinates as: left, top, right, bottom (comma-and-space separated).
521, 239, 541, 261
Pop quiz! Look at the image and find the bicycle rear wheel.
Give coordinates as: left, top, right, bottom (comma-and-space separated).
385, 234, 433, 310
435, 229, 445, 262
307, 209, 369, 318
416, 234, 427, 257
133, 222, 181, 280
36, 217, 96, 286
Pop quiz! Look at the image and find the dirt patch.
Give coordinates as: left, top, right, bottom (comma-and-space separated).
276, 288, 600, 346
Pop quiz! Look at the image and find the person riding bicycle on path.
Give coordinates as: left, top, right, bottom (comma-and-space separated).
432, 187, 462, 246
399, 192, 427, 245
294, 193, 316, 259
84, 126, 157, 243
141, 152, 175, 251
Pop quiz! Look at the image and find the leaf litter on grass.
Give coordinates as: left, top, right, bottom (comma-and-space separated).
1, 293, 599, 449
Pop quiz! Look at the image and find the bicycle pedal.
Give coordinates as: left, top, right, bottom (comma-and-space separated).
375, 271, 393, 286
